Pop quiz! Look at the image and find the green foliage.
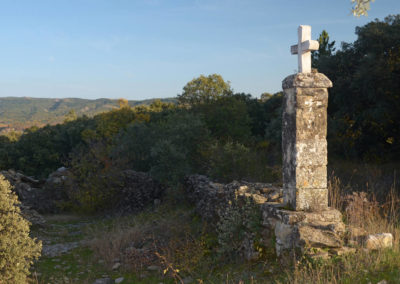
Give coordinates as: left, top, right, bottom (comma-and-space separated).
207, 141, 280, 183
315, 15, 400, 161
312, 30, 336, 69
207, 141, 252, 182
149, 112, 210, 185
177, 74, 232, 106
0, 175, 42, 283
67, 141, 119, 213
194, 95, 252, 142
113, 111, 210, 186
64, 109, 77, 123
264, 92, 283, 147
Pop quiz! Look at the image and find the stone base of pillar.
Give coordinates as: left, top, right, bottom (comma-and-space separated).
261, 202, 346, 257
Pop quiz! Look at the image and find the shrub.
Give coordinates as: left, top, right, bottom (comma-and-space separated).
0, 175, 42, 283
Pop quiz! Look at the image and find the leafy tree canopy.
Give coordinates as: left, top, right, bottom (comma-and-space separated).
178, 74, 232, 106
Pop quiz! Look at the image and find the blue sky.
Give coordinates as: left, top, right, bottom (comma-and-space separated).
0, 0, 399, 100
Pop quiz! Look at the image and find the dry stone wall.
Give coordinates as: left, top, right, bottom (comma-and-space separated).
185, 174, 282, 222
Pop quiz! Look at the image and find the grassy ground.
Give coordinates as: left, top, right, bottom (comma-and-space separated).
29, 167, 400, 283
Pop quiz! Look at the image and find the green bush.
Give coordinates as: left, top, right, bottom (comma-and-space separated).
0, 175, 42, 283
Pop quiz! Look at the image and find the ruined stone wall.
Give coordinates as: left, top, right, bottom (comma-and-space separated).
185, 174, 282, 222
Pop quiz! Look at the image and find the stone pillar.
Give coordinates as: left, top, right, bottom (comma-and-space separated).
282, 72, 332, 211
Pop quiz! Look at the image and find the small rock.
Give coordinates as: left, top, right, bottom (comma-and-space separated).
377, 280, 388, 284
244, 193, 268, 204
268, 191, 280, 201
147, 265, 161, 271
260, 187, 273, 194
365, 233, 393, 250
154, 199, 161, 206
115, 277, 124, 284
237, 185, 248, 194
329, 247, 356, 256
112, 263, 121, 270
306, 248, 330, 260
93, 278, 113, 284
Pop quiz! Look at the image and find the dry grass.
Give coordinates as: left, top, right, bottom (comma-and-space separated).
85, 203, 210, 282
284, 171, 400, 284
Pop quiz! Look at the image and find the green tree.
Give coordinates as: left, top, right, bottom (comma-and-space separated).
0, 175, 42, 283
64, 109, 77, 123
317, 15, 400, 161
177, 74, 232, 106
118, 98, 130, 109
312, 30, 336, 69
195, 95, 252, 142
260, 92, 273, 102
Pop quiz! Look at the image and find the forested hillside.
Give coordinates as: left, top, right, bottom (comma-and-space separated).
0, 97, 175, 134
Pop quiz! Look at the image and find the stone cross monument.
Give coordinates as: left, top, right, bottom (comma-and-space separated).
290, 25, 319, 73
282, 25, 333, 211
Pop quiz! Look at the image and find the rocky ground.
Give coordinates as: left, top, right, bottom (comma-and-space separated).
30, 214, 172, 284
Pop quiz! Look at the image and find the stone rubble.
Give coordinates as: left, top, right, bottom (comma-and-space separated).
1, 167, 70, 214
41, 242, 81, 257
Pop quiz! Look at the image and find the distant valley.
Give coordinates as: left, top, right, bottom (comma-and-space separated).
0, 97, 175, 134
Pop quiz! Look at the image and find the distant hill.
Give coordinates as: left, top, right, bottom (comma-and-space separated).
0, 97, 176, 134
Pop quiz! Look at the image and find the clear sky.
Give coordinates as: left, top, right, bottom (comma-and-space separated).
0, 0, 399, 100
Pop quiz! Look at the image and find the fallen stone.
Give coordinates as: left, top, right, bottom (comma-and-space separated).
268, 192, 280, 201
244, 193, 268, 204
93, 278, 113, 284
365, 233, 393, 250
115, 277, 124, 283
42, 242, 80, 257
112, 262, 121, 270
329, 247, 356, 256
306, 248, 329, 260
147, 265, 161, 271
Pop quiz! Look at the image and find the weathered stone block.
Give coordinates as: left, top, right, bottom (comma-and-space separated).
365, 233, 393, 250
295, 165, 327, 189
296, 88, 328, 105
295, 140, 327, 166
262, 204, 345, 256
282, 73, 333, 89
296, 110, 327, 140
284, 187, 328, 211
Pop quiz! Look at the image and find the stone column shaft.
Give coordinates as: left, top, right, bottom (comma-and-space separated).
282, 73, 332, 211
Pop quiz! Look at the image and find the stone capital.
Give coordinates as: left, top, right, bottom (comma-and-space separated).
282, 72, 333, 89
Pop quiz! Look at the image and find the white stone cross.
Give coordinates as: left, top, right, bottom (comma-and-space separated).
291, 25, 319, 73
